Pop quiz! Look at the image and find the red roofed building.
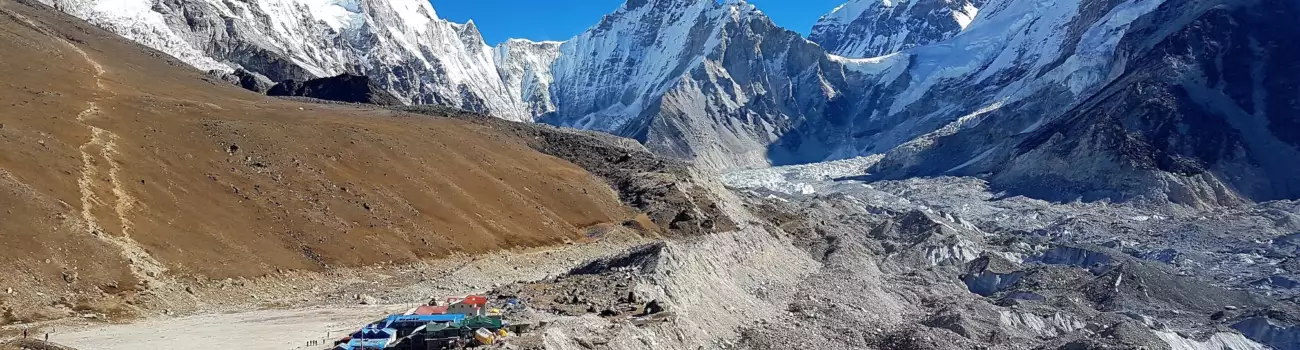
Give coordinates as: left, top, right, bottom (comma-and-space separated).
447, 295, 489, 316
413, 305, 448, 315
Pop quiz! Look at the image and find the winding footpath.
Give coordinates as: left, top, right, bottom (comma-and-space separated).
49, 19, 168, 288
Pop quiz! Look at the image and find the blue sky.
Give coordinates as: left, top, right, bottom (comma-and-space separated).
429, 0, 848, 45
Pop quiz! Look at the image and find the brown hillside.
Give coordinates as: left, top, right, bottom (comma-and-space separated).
0, 0, 633, 321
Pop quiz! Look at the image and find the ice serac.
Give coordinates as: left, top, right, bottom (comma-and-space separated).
810, 0, 986, 58
543, 0, 905, 170
44, 0, 532, 121
857, 0, 1300, 207
495, 39, 563, 118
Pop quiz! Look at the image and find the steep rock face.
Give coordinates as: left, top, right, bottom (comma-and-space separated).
810, 0, 986, 58
542, 0, 903, 170
43, 0, 532, 120
495, 39, 562, 118
545, 0, 728, 135
862, 0, 1300, 206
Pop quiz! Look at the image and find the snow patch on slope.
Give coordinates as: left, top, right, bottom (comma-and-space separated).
953, 2, 980, 29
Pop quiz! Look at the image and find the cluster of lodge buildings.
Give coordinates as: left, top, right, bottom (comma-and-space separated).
335, 295, 531, 350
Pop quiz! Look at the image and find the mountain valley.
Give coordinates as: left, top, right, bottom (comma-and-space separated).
0, 0, 1298, 349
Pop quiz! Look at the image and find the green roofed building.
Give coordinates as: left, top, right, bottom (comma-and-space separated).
461, 316, 502, 330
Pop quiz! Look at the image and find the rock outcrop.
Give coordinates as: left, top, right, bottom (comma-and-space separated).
267, 74, 402, 105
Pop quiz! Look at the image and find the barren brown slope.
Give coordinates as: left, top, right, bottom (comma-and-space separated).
0, 0, 633, 321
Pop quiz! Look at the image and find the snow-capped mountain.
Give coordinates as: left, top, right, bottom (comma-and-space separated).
495, 39, 562, 117
43, 0, 533, 121
539, 0, 905, 169
44, 0, 893, 169
810, 0, 985, 58
846, 0, 1300, 207
538, 0, 1300, 205
42, 0, 1300, 206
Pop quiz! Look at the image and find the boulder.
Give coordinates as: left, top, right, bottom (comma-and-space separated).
232, 69, 273, 93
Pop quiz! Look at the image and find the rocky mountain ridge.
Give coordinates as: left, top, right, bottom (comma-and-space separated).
40, 0, 1300, 207
856, 0, 1300, 207
541, 0, 883, 170
41, 0, 536, 120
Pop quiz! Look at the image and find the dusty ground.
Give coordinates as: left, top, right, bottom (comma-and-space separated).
0, 0, 642, 324
56, 305, 403, 350
1, 228, 654, 349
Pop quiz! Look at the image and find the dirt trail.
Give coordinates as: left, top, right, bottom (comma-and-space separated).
58, 22, 167, 287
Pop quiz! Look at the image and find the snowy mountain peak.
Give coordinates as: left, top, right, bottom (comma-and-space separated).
547, 0, 723, 129
811, 0, 985, 58
454, 20, 489, 49
503, 38, 564, 46
540, 0, 902, 169
381, 0, 438, 28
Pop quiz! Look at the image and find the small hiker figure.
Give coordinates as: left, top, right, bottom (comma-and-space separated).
22, 328, 27, 338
